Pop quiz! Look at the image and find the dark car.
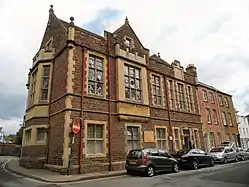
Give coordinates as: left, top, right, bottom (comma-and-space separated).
172, 149, 215, 170
125, 148, 179, 177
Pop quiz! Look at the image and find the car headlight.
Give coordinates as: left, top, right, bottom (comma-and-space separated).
217, 154, 223, 158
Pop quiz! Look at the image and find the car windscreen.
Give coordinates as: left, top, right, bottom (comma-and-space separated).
210, 147, 224, 152
127, 150, 142, 158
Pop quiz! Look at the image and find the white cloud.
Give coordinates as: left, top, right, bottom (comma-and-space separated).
1, 0, 249, 133
0, 118, 22, 135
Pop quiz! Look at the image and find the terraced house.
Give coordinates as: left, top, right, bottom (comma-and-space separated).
197, 82, 239, 152
21, 6, 203, 174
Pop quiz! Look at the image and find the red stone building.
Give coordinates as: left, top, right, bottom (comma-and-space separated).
22, 6, 203, 174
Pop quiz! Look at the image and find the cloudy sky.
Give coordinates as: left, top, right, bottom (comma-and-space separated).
0, 0, 249, 134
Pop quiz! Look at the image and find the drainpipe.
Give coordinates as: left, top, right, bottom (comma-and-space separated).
107, 33, 112, 171
164, 76, 174, 153
79, 47, 86, 173
46, 59, 55, 164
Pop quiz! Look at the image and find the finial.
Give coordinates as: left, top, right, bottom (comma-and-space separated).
49, 5, 54, 12
70, 16, 74, 25
125, 16, 129, 24
157, 52, 160, 58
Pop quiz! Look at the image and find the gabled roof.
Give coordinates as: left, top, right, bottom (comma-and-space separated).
113, 17, 148, 50
149, 54, 172, 67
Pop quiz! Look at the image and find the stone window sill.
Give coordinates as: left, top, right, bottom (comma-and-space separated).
85, 153, 106, 158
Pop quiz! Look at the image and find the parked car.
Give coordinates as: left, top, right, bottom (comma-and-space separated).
235, 147, 249, 161
171, 149, 214, 170
125, 148, 179, 177
209, 146, 239, 163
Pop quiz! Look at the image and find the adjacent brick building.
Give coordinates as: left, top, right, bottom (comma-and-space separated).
22, 6, 203, 174
197, 82, 239, 151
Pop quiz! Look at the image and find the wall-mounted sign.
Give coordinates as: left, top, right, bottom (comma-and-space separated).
143, 131, 155, 143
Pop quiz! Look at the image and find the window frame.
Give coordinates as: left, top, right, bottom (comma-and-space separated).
188, 86, 194, 112
168, 79, 175, 110
209, 92, 214, 103
151, 74, 162, 106
224, 97, 229, 108
29, 69, 38, 106
213, 109, 218, 124
202, 90, 208, 101
88, 55, 104, 96
193, 129, 200, 148
173, 128, 181, 151
124, 64, 142, 101
227, 112, 233, 126
84, 120, 107, 158
36, 127, 46, 142
155, 127, 167, 150
222, 112, 227, 126
218, 95, 223, 106
206, 108, 211, 123
177, 83, 185, 110
126, 125, 140, 152
40, 65, 51, 101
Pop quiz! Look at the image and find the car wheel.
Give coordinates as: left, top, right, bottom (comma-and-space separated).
192, 160, 198, 170
146, 165, 155, 177
209, 158, 215, 167
172, 163, 179, 173
224, 157, 228, 164
241, 156, 245, 161
235, 156, 238, 162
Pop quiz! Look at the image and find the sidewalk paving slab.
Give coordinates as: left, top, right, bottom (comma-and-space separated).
5, 158, 126, 183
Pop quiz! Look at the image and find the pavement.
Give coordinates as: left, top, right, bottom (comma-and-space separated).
0, 156, 249, 187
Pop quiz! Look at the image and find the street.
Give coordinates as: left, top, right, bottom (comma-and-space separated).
0, 156, 249, 187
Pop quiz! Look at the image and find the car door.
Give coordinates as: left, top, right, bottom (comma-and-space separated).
158, 149, 174, 170
224, 148, 230, 161
148, 149, 162, 171
191, 149, 204, 165
230, 148, 237, 160
198, 149, 210, 165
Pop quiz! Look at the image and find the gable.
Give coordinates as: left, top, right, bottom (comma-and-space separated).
113, 18, 149, 58
38, 6, 68, 55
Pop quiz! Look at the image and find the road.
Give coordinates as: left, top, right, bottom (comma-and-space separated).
0, 156, 249, 187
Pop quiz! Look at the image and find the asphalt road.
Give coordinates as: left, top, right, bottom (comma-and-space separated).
0, 156, 249, 187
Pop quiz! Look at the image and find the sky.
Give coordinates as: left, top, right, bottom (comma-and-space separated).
0, 0, 249, 134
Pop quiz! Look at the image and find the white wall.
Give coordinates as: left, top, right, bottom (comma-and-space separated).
237, 115, 249, 149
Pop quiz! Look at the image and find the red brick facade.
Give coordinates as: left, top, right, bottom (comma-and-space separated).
22, 6, 204, 174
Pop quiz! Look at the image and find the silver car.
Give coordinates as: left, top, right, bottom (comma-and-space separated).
235, 147, 249, 161
209, 146, 239, 164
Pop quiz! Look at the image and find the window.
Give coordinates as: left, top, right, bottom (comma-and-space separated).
209, 92, 214, 103
88, 56, 104, 96
156, 128, 167, 149
218, 95, 223, 105
226, 133, 230, 141
193, 130, 199, 148
188, 86, 194, 112
126, 126, 140, 151
202, 90, 208, 101
173, 129, 180, 150
87, 124, 104, 154
177, 83, 185, 110
206, 108, 211, 123
213, 109, 218, 124
168, 80, 175, 110
152, 75, 162, 106
41, 65, 50, 101
222, 112, 227, 125
25, 129, 31, 144
30, 69, 38, 106
217, 133, 221, 145
124, 64, 141, 101
36, 128, 45, 142
224, 97, 229, 107
228, 113, 232, 126
124, 37, 132, 47
209, 132, 215, 148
